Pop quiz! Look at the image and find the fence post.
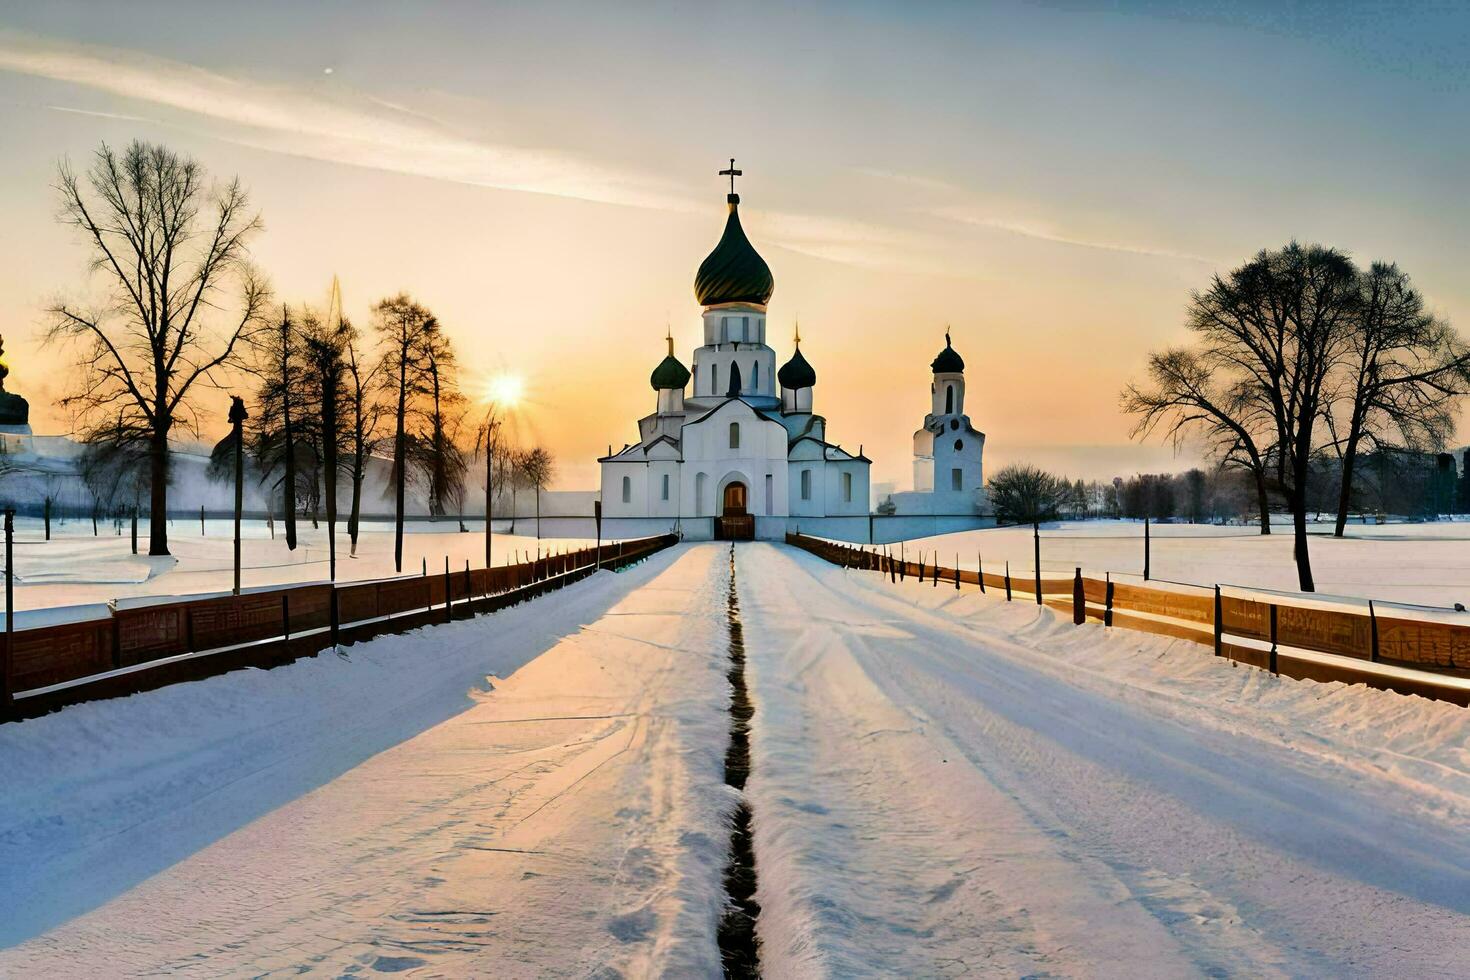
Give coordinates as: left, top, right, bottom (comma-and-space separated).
1213, 585, 1223, 657
1268, 603, 1279, 675
977, 553, 985, 593
1033, 521, 1042, 606
955, 554, 960, 591
131, 507, 138, 555
445, 557, 453, 623
44, 496, 51, 541
1072, 567, 1084, 625
282, 592, 291, 643
329, 583, 340, 648
1144, 517, 1151, 581
889, 548, 896, 584
933, 555, 939, 588
2, 509, 12, 715
200, 505, 205, 536
1004, 561, 1012, 601
1104, 573, 1114, 627
1369, 600, 1379, 663
465, 559, 472, 610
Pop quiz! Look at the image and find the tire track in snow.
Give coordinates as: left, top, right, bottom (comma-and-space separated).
718, 542, 763, 977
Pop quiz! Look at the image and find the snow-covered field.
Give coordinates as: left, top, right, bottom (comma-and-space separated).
904, 519, 1470, 608
4, 516, 605, 612
1, 542, 1466, 977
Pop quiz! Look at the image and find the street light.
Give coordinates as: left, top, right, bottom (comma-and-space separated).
229, 395, 248, 596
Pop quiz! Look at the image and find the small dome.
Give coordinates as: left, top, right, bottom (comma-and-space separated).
778, 344, 816, 390
650, 352, 690, 390
931, 333, 964, 374
694, 195, 774, 308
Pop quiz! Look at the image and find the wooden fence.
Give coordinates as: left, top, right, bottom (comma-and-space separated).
2, 534, 677, 721
787, 532, 1470, 707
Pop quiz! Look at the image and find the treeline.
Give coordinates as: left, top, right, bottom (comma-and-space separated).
1122, 242, 1470, 591
45, 139, 553, 565
1003, 453, 1463, 526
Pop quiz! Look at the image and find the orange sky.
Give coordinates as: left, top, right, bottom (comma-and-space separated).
2, 4, 1468, 489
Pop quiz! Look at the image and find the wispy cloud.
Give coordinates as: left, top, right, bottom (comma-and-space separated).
855, 167, 1217, 265
934, 207, 1219, 264
0, 30, 943, 273
0, 30, 690, 212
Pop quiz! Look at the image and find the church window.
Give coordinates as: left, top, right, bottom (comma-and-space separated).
712, 364, 719, 395
951, 468, 963, 491
945, 385, 954, 414
696, 473, 707, 515
729, 421, 741, 449
800, 469, 811, 500
741, 316, 749, 339
661, 473, 670, 500
949, 419, 959, 430
721, 316, 729, 342
843, 472, 853, 503
954, 439, 963, 451
621, 475, 631, 503
751, 361, 759, 390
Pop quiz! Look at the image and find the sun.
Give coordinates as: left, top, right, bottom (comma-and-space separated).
483, 373, 525, 407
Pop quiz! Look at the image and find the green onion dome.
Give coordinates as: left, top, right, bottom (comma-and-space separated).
650, 336, 691, 390
694, 194, 774, 308
931, 333, 965, 373
778, 344, 816, 390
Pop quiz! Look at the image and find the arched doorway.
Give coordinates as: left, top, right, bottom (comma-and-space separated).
717, 480, 754, 540
723, 481, 747, 515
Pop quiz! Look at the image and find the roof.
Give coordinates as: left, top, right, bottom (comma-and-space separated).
694, 194, 774, 308
777, 344, 816, 389
650, 353, 690, 390
931, 333, 965, 374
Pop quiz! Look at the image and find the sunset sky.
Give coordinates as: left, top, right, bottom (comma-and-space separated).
1, 2, 1468, 489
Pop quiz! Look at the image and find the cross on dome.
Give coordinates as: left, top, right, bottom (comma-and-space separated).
719, 158, 742, 195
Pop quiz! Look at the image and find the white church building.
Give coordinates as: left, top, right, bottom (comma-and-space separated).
598, 170, 872, 540
597, 167, 992, 542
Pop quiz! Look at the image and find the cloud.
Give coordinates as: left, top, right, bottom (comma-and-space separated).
854, 167, 1217, 265
0, 29, 690, 213
933, 207, 1218, 264
0, 30, 947, 274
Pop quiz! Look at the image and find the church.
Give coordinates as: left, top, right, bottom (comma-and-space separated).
598, 165, 985, 542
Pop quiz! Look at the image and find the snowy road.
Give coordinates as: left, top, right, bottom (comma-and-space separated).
0, 545, 734, 977
3, 542, 1468, 977
739, 544, 1470, 978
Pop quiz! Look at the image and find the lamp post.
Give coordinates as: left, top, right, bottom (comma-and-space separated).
229, 396, 248, 596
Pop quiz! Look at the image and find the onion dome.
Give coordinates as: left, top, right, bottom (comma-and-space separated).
930, 332, 964, 373
778, 326, 816, 389
650, 334, 690, 390
694, 194, 774, 308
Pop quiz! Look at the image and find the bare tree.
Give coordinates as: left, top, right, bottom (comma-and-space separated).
1126, 243, 1358, 591
519, 447, 555, 539
303, 313, 348, 579
48, 140, 267, 555
1122, 348, 1274, 534
373, 294, 435, 572
249, 304, 312, 550
410, 318, 468, 519
340, 315, 382, 556
1326, 262, 1470, 536
472, 404, 507, 567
